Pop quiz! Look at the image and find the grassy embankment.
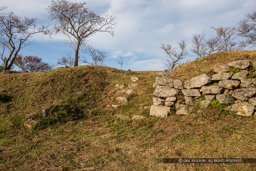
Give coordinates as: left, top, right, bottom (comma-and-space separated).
0, 50, 256, 170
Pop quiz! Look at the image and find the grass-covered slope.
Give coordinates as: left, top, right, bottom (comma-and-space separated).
0, 51, 256, 170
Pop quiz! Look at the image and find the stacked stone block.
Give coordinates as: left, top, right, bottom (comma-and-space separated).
150, 60, 256, 118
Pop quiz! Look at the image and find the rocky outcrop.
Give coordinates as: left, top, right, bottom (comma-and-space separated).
150, 60, 256, 118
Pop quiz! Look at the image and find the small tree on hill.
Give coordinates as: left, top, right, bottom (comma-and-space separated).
48, 0, 115, 67
212, 26, 237, 51
192, 33, 208, 58
237, 11, 256, 47
161, 40, 187, 72
15, 55, 52, 72
117, 57, 124, 70
57, 55, 74, 67
86, 46, 106, 65
0, 10, 48, 71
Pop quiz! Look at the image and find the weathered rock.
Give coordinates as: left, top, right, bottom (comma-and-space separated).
240, 79, 256, 88
165, 101, 175, 107
112, 105, 119, 109
155, 77, 174, 87
150, 105, 170, 118
227, 60, 251, 69
153, 86, 179, 98
24, 119, 37, 129
216, 94, 235, 104
249, 97, 256, 106
153, 97, 165, 105
175, 103, 190, 115
173, 79, 183, 89
125, 89, 134, 95
232, 88, 256, 101
116, 97, 128, 103
231, 70, 248, 80
213, 64, 230, 73
131, 77, 139, 83
132, 115, 146, 120
184, 74, 211, 89
218, 80, 240, 89
232, 102, 255, 117
212, 73, 232, 80
200, 85, 223, 95
182, 89, 201, 97
185, 96, 196, 105
166, 97, 177, 102
128, 83, 138, 88
200, 95, 215, 108
115, 84, 125, 89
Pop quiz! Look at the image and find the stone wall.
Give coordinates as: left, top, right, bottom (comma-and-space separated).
150, 60, 256, 118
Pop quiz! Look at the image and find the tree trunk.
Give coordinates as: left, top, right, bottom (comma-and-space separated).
74, 40, 81, 67
3, 59, 8, 71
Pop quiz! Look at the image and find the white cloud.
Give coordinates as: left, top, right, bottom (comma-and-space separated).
1, 0, 256, 70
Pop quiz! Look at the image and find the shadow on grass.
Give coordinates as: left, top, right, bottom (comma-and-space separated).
0, 94, 12, 103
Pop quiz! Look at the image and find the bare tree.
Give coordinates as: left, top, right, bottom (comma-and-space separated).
117, 56, 124, 70
15, 55, 52, 72
161, 40, 187, 72
48, 0, 115, 67
212, 26, 237, 51
192, 33, 208, 58
57, 55, 74, 67
0, 11, 48, 71
237, 11, 256, 46
205, 37, 219, 54
86, 46, 106, 65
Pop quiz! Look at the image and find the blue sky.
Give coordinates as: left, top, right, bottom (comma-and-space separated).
1, 0, 256, 71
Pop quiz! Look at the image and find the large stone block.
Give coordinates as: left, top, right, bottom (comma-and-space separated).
184, 74, 211, 89
232, 102, 255, 117
231, 70, 248, 80
240, 79, 256, 88
213, 64, 230, 73
182, 89, 201, 97
173, 79, 183, 89
200, 85, 223, 95
218, 80, 240, 89
232, 88, 256, 101
212, 73, 232, 81
155, 77, 174, 87
153, 86, 179, 98
227, 60, 251, 69
150, 105, 170, 118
